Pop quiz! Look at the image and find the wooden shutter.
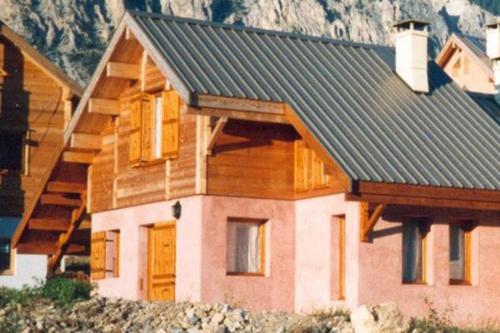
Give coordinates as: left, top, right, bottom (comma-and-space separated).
294, 140, 307, 191
313, 153, 330, 188
162, 90, 180, 159
129, 95, 143, 165
141, 94, 154, 162
90, 231, 106, 280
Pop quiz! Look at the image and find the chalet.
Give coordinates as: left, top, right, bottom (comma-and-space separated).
0, 21, 83, 287
13, 12, 500, 324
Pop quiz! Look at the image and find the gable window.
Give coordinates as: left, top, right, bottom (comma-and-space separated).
0, 238, 14, 275
128, 90, 180, 166
226, 218, 266, 275
449, 222, 473, 284
0, 132, 24, 172
402, 218, 428, 284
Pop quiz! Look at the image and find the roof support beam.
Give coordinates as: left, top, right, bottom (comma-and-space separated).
125, 27, 135, 40
206, 116, 228, 155
360, 202, 386, 242
70, 133, 102, 151
47, 181, 86, 194
106, 62, 140, 80
88, 98, 120, 116
62, 151, 95, 164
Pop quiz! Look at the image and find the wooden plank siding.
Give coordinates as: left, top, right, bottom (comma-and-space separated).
0, 35, 68, 216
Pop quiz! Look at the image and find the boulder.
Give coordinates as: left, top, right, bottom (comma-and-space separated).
351, 303, 409, 333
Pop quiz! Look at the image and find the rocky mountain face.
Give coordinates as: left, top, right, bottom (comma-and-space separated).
0, 0, 494, 85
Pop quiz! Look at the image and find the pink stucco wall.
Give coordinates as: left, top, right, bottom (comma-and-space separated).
200, 196, 296, 312
91, 196, 204, 302
92, 193, 500, 324
358, 207, 500, 325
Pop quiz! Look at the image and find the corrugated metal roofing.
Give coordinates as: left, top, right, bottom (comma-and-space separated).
129, 11, 500, 191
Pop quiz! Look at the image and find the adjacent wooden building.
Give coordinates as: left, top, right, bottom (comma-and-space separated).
0, 21, 82, 286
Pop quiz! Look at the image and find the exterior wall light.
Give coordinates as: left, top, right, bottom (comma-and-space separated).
172, 201, 182, 219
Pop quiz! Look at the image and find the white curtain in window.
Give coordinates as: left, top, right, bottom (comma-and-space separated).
227, 222, 261, 273
403, 221, 422, 282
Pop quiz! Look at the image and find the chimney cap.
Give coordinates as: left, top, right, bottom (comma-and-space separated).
393, 19, 430, 31
486, 17, 500, 29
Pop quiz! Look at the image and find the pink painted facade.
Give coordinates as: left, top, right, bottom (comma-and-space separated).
92, 194, 500, 325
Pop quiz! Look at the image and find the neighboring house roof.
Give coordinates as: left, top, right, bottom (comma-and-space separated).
125, 12, 499, 191
469, 92, 500, 125
0, 21, 83, 96
436, 33, 493, 81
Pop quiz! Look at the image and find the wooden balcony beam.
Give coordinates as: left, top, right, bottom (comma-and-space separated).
359, 202, 387, 242
106, 62, 140, 80
88, 98, 120, 116
40, 194, 81, 207
47, 181, 86, 194
28, 218, 70, 232
62, 151, 95, 164
70, 133, 102, 151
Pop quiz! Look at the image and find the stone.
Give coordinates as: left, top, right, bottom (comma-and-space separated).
211, 313, 225, 325
350, 303, 409, 333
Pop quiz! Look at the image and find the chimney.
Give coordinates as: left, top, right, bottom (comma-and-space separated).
486, 18, 500, 104
393, 19, 430, 93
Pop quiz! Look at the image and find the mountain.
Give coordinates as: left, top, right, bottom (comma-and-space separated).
0, 0, 494, 86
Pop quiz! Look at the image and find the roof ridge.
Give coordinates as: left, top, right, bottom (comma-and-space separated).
127, 10, 391, 51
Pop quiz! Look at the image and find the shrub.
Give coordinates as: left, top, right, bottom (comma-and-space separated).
0, 285, 41, 307
41, 277, 93, 307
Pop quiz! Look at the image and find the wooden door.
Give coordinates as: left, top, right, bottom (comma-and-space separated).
147, 221, 176, 301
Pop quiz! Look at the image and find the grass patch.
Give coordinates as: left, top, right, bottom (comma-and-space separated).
0, 277, 93, 309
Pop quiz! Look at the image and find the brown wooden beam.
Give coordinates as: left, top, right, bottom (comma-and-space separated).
70, 133, 102, 150
206, 116, 228, 155
47, 195, 87, 274
62, 151, 95, 164
360, 202, 386, 242
40, 194, 81, 207
16, 242, 86, 255
47, 181, 86, 194
106, 62, 140, 80
88, 98, 120, 116
197, 94, 284, 114
186, 106, 288, 124
346, 193, 500, 211
28, 218, 70, 232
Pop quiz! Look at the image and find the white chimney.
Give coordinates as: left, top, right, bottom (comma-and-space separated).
486, 18, 500, 104
393, 19, 430, 93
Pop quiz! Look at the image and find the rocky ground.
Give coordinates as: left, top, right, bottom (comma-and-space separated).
0, 296, 415, 333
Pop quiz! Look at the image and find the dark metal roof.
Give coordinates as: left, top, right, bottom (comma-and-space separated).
128, 11, 500, 191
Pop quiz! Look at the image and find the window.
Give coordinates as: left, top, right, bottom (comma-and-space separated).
227, 218, 266, 275
128, 90, 180, 166
0, 132, 24, 171
449, 222, 473, 284
90, 230, 120, 280
295, 140, 330, 191
402, 218, 428, 284
0, 238, 14, 275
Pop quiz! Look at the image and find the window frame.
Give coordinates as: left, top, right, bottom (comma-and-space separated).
0, 238, 15, 276
449, 220, 474, 286
226, 217, 267, 277
402, 217, 429, 285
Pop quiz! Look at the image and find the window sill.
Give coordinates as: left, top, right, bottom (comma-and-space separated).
226, 272, 265, 277
402, 280, 427, 285
449, 280, 472, 286
0, 269, 15, 276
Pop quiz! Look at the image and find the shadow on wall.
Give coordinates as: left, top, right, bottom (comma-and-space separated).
0, 35, 29, 218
